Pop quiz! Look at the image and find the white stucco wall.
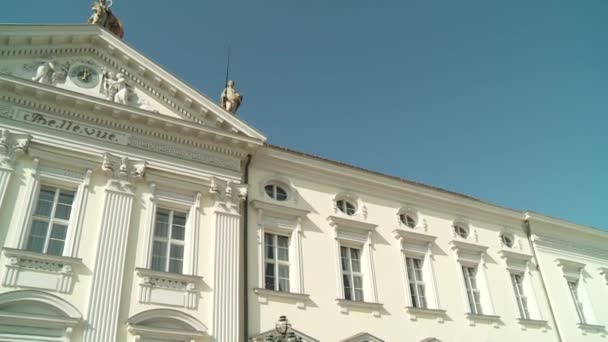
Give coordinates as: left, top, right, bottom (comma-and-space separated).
247, 147, 560, 342
529, 215, 608, 342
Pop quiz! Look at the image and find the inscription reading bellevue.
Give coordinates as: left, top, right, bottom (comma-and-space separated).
0, 108, 130, 145
25, 113, 119, 142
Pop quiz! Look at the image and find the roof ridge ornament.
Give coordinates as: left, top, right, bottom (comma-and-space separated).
88, 0, 125, 39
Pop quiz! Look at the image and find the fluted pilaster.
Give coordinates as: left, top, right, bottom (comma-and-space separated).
83, 153, 146, 342
210, 177, 246, 342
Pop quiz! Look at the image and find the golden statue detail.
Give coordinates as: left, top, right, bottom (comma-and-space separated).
88, 0, 125, 39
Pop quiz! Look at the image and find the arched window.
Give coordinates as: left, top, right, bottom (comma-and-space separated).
0, 290, 82, 341
264, 183, 288, 201
127, 309, 208, 341
336, 199, 356, 216
453, 222, 469, 239
500, 232, 514, 248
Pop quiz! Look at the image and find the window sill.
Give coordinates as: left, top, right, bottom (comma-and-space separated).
465, 313, 501, 327
2, 247, 82, 293
3, 247, 82, 267
336, 299, 383, 317
577, 323, 606, 332
135, 267, 203, 283
135, 268, 202, 309
518, 318, 548, 326
253, 288, 310, 309
405, 306, 447, 322
517, 318, 549, 331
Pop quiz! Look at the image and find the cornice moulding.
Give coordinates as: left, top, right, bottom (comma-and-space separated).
449, 240, 488, 253
555, 258, 586, 270
258, 149, 524, 226
498, 249, 532, 261
327, 215, 377, 232
251, 199, 310, 217
526, 212, 608, 240
0, 75, 262, 150
393, 228, 437, 243
0, 311, 80, 329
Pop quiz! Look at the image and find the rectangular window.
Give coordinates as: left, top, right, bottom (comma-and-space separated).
462, 265, 482, 314
26, 186, 75, 256
568, 280, 586, 323
406, 257, 427, 308
264, 233, 290, 292
511, 273, 530, 319
151, 209, 186, 274
341, 246, 364, 302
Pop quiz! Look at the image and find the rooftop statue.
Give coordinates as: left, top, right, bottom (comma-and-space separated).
220, 80, 243, 114
88, 0, 125, 39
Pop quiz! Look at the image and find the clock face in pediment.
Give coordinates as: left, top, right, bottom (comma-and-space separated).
69, 64, 100, 89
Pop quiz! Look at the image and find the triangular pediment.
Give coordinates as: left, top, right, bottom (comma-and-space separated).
340, 332, 385, 342
250, 328, 319, 342
0, 24, 265, 142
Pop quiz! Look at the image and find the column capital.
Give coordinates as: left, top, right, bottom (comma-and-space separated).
208, 176, 247, 215
100, 152, 147, 194
0, 128, 32, 169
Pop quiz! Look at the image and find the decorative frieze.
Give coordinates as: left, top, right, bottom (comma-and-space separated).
130, 137, 241, 171
2, 247, 81, 294
136, 268, 201, 310
1, 107, 130, 145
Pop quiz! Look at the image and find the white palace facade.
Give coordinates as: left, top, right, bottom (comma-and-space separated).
0, 23, 606, 342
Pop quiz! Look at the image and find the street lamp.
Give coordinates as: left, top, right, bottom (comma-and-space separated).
264, 316, 303, 342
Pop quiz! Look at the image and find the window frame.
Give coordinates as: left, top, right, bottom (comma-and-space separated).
340, 245, 364, 302
406, 256, 427, 309
14, 158, 92, 259
264, 183, 288, 201
336, 199, 357, 216
141, 186, 202, 277
462, 265, 483, 315
26, 186, 77, 256
264, 232, 291, 292
150, 208, 188, 274
510, 272, 530, 319
567, 280, 586, 324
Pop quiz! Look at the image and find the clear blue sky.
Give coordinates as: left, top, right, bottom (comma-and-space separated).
3, 1, 607, 230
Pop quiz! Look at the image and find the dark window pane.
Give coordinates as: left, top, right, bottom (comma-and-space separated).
275, 186, 287, 201
151, 241, 167, 271
50, 224, 67, 239
172, 212, 187, 226
172, 225, 185, 241
169, 259, 183, 274
154, 211, 170, 237
264, 185, 275, 198
47, 239, 65, 256
35, 189, 55, 217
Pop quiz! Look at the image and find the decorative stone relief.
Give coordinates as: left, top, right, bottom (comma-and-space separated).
136, 269, 200, 310
2, 248, 81, 294
0, 128, 31, 169
29, 59, 70, 85
100, 152, 147, 193
209, 177, 247, 214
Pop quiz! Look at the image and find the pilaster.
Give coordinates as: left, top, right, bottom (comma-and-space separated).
0, 128, 31, 210
209, 177, 246, 342
83, 153, 147, 342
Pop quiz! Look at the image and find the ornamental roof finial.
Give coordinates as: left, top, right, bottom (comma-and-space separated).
88, 0, 125, 39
